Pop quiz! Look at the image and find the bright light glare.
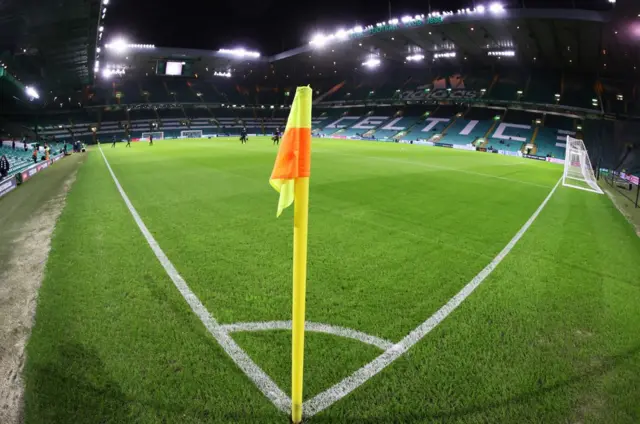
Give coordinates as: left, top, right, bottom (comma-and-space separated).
488, 50, 515, 57
434, 52, 456, 59
476, 5, 486, 13
362, 58, 381, 68
406, 54, 425, 61
25, 86, 39, 99
489, 2, 505, 13
214, 71, 232, 78
218, 48, 260, 58
108, 38, 128, 53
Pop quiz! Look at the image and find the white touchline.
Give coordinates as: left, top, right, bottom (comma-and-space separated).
302, 177, 562, 418
98, 147, 291, 413
222, 321, 394, 351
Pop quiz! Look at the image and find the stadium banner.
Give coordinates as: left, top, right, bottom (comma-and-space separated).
499, 150, 523, 157
20, 154, 65, 184
434, 142, 453, 148
331, 135, 347, 139
0, 176, 17, 198
620, 173, 640, 185
401, 88, 483, 101
453, 144, 476, 151
476, 147, 487, 152
545, 157, 564, 165
523, 154, 547, 161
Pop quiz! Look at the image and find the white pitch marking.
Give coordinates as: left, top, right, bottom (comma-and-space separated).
302, 177, 562, 418
98, 146, 291, 413
222, 321, 394, 351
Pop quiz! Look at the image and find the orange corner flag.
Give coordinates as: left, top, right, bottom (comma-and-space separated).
269, 86, 312, 217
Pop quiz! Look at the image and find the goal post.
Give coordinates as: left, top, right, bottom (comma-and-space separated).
562, 135, 603, 194
180, 130, 203, 139
141, 131, 164, 140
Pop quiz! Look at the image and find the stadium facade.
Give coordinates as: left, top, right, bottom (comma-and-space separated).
0, 0, 638, 178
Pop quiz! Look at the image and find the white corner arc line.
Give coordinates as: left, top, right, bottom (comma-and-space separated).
98, 147, 291, 413
302, 177, 562, 418
222, 321, 395, 351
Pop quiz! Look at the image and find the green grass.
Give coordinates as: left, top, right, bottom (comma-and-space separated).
24, 137, 640, 423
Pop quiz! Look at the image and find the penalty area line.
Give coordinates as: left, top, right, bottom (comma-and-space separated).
303, 177, 562, 418
97, 146, 291, 413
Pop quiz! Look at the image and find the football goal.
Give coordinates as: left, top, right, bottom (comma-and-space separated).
562, 135, 603, 194
141, 131, 164, 140
181, 130, 203, 139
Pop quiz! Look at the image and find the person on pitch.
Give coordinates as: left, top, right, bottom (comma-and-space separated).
240, 127, 248, 144
112, 135, 117, 148
149, 133, 154, 146
272, 127, 281, 145
126, 134, 131, 147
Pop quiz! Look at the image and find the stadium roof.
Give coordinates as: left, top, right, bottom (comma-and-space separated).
97, 1, 640, 82
0, 0, 102, 89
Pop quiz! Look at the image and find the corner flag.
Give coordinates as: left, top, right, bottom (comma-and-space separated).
269, 86, 312, 423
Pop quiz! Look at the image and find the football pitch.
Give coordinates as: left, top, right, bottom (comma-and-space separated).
25, 137, 640, 423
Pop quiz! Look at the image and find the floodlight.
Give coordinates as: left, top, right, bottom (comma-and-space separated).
99, 26, 104, 32
103, 0, 109, 4
335, 29, 348, 40
219, 48, 260, 58
476, 5, 486, 13
488, 2, 505, 13
102, 69, 112, 79
362, 58, 381, 68
406, 54, 425, 61
107, 38, 128, 53
25, 86, 39, 99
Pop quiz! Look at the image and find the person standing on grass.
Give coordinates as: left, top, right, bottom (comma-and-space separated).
0, 154, 9, 179
112, 135, 117, 148
149, 133, 154, 146
126, 135, 131, 147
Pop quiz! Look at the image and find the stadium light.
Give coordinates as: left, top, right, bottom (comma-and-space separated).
99, 26, 104, 32
489, 2, 505, 13
214, 71, 232, 78
434, 52, 456, 59
362, 58, 381, 68
488, 50, 515, 57
406, 54, 425, 62
106, 38, 128, 53
476, 5, 486, 13
103, 0, 109, 4
25, 86, 39, 100
219, 48, 260, 58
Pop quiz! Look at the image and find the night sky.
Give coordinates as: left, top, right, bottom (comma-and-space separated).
105, 0, 609, 55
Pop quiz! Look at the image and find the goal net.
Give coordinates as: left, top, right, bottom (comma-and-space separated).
562, 135, 603, 194
181, 130, 203, 139
141, 131, 164, 140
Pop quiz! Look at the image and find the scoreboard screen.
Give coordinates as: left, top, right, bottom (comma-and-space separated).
156, 59, 193, 76
165, 61, 183, 76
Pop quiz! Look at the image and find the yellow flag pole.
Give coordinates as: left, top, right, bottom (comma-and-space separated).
291, 176, 310, 423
